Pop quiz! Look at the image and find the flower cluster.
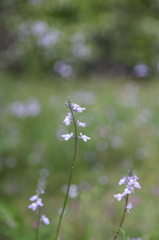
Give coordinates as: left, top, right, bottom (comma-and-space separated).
114, 171, 141, 212
62, 99, 90, 142
28, 189, 50, 225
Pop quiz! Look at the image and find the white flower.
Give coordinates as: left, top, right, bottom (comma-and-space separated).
72, 103, 85, 113
41, 215, 50, 225
79, 133, 90, 142
77, 121, 86, 127
62, 133, 73, 141
28, 202, 38, 211
29, 194, 38, 201
114, 193, 123, 201
126, 202, 133, 213
63, 113, 72, 125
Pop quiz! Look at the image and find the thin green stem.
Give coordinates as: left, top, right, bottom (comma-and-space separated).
119, 228, 126, 240
54, 106, 78, 240
113, 194, 129, 240
35, 207, 41, 240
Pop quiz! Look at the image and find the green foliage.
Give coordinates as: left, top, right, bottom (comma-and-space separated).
1, 0, 159, 76
0, 74, 159, 239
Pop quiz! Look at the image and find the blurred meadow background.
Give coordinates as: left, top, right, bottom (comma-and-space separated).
1, 0, 159, 240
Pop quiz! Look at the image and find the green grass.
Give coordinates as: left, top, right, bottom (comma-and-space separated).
0, 73, 159, 240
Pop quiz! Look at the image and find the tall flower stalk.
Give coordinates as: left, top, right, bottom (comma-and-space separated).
35, 206, 41, 240
113, 169, 141, 240
54, 97, 90, 240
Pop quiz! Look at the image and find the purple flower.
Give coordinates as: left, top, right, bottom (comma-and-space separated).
63, 99, 90, 143
28, 202, 38, 211
28, 189, 49, 228
118, 177, 127, 185
36, 198, 43, 207
123, 188, 132, 195
127, 185, 134, 193
114, 171, 141, 203
40, 189, 45, 194
76, 107, 86, 113
63, 113, 72, 125
133, 175, 139, 180
72, 103, 85, 113
126, 202, 133, 213
28, 198, 43, 211
128, 179, 135, 185
79, 133, 91, 142
114, 193, 123, 201
71, 103, 80, 110
77, 121, 86, 127
36, 189, 45, 194
29, 194, 38, 201
41, 215, 50, 225
62, 133, 73, 141
28, 189, 44, 212
134, 181, 141, 189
